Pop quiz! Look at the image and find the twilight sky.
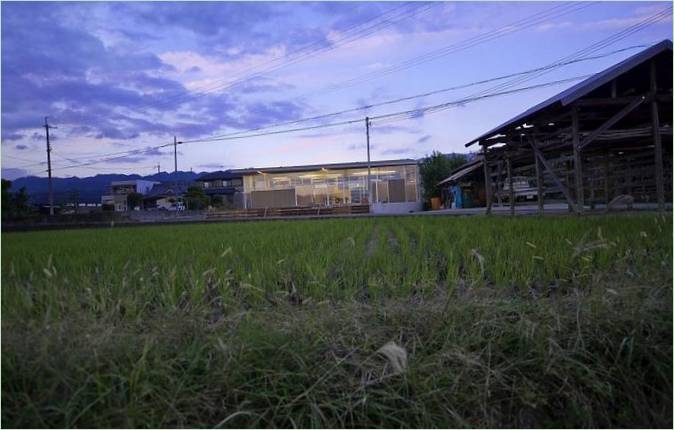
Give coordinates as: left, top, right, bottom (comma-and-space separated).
1, 1, 671, 180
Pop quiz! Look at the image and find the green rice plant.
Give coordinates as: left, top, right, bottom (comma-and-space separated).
1, 213, 671, 427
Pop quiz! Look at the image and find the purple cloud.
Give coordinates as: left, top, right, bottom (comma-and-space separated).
1, 2, 310, 145
2, 132, 23, 142
417, 134, 431, 144
381, 147, 411, 155
1, 167, 30, 181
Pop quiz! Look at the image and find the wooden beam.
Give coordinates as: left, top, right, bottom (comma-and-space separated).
482, 143, 493, 215
527, 138, 577, 212
578, 95, 648, 150
572, 106, 584, 214
650, 60, 665, 212
574, 96, 643, 106
493, 159, 505, 206
535, 147, 544, 214
603, 153, 610, 212
507, 156, 514, 216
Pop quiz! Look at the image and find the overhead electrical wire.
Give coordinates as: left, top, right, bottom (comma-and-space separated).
158, 1, 597, 139
36, 43, 642, 172
49, 74, 593, 173
41, 42, 663, 172
17, 1, 600, 170
20, 6, 671, 174
145, 2, 438, 111
50, 151, 158, 172
298, 2, 596, 98
179, 44, 647, 143
3, 154, 47, 168
468, 5, 672, 100
374, 5, 673, 127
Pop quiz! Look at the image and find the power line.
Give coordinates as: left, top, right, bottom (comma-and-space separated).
145, 2, 437, 112
51, 151, 157, 172
297, 2, 596, 98
36, 37, 658, 173
170, 2, 597, 141
24, 6, 671, 174
179, 44, 647, 143
372, 7, 672, 133
469, 5, 672, 100
177, 75, 591, 146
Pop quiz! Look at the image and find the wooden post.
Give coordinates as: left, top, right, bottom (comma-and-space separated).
494, 159, 505, 207
528, 140, 577, 211
507, 156, 514, 216
603, 153, 610, 212
535, 149, 544, 214
365, 117, 372, 205
650, 60, 664, 212
482, 143, 492, 215
572, 106, 584, 214
611, 80, 617, 98
566, 163, 573, 213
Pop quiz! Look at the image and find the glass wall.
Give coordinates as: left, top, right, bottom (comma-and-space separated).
242, 164, 418, 208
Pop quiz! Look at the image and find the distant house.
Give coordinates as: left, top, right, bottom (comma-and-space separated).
142, 183, 188, 210
226, 158, 421, 213
101, 180, 159, 211
194, 170, 245, 208
194, 159, 421, 213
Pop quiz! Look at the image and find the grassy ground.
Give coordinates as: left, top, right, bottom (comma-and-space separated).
2, 214, 672, 428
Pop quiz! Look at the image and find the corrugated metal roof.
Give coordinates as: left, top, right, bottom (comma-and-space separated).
465, 40, 672, 147
437, 157, 484, 186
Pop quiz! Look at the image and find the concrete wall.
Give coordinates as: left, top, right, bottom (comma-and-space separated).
250, 189, 296, 208
371, 201, 422, 214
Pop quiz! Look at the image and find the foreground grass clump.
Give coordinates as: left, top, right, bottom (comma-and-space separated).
2, 214, 672, 427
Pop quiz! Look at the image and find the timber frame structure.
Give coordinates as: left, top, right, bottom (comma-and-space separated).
464, 40, 673, 215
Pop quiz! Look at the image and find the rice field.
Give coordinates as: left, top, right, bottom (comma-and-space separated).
2, 214, 672, 428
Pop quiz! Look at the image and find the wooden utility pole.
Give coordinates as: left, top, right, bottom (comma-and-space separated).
173, 136, 179, 212
173, 136, 178, 174
365, 117, 372, 205
44, 117, 55, 216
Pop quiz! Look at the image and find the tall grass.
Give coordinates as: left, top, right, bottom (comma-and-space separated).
2, 214, 672, 427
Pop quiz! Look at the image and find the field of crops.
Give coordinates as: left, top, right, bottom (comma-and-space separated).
2, 214, 672, 428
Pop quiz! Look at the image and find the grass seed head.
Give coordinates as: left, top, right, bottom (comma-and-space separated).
376, 341, 408, 375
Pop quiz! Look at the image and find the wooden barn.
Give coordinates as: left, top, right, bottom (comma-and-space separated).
458, 40, 672, 214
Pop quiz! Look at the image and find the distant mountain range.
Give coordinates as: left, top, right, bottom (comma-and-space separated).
7, 171, 204, 205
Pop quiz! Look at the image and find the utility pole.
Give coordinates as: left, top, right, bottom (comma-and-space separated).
173, 136, 178, 174
365, 117, 372, 206
173, 136, 179, 213
44, 117, 56, 216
